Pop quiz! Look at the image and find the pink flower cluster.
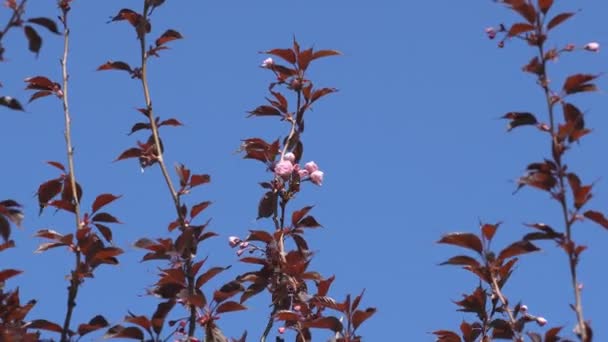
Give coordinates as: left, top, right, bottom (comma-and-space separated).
274, 152, 324, 186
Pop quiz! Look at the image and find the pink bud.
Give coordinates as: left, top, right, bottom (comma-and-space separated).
278, 326, 286, 334
584, 41, 600, 52
298, 169, 309, 179
261, 57, 274, 68
228, 236, 241, 248
239, 241, 249, 249
519, 305, 528, 313
485, 27, 496, 40
564, 43, 576, 52
310, 170, 324, 186
237, 248, 246, 257
284, 152, 296, 162
275, 160, 294, 178
293, 304, 301, 311
304, 161, 319, 173
536, 317, 547, 326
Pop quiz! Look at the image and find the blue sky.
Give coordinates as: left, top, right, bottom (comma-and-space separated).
1, 0, 608, 340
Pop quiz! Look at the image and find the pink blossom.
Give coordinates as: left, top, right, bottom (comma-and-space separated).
519, 305, 528, 313
485, 27, 496, 40
275, 159, 294, 178
237, 248, 246, 257
584, 41, 600, 52
239, 241, 249, 249
310, 170, 324, 186
261, 57, 274, 68
536, 316, 547, 326
298, 169, 309, 179
278, 327, 286, 334
283, 152, 296, 162
228, 236, 241, 248
564, 43, 576, 52
304, 161, 319, 173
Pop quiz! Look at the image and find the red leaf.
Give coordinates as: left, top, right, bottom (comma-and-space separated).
264, 48, 296, 64
538, 0, 553, 14
563, 74, 598, 95
292, 206, 313, 226
124, 315, 151, 331
297, 216, 322, 229
352, 307, 376, 330
481, 222, 500, 241
274, 310, 300, 321
439, 255, 482, 269
190, 174, 210, 188
37, 178, 62, 209
46, 161, 66, 172
159, 118, 183, 127
498, 240, 540, 260
257, 191, 277, 219
196, 266, 230, 289
94, 224, 113, 243
215, 301, 247, 314
547, 12, 574, 31
0, 269, 22, 282
78, 315, 109, 337
248, 105, 281, 117
92, 212, 121, 223
97, 61, 132, 73
27, 17, 59, 34
508, 22, 535, 37
190, 201, 211, 219
28, 90, 53, 103
433, 330, 462, 342
584, 210, 608, 229
115, 147, 142, 161
27, 319, 63, 333
246, 230, 273, 243
48, 200, 76, 213
301, 316, 343, 332
0, 96, 24, 110
156, 29, 183, 46
438, 233, 483, 255
24, 26, 42, 56
298, 48, 313, 71
311, 49, 341, 61
92, 194, 121, 214
24, 76, 55, 91
502, 112, 538, 131
104, 325, 144, 340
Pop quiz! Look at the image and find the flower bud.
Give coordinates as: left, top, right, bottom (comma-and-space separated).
278, 326, 286, 334
275, 160, 294, 178
228, 236, 241, 248
261, 57, 274, 68
519, 305, 528, 313
584, 41, 600, 52
298, 169, 309, 179
536, 316, 547, 326
485, 27, 496, 40
304, 161, 319, 173
310, 170, 324, 186
284, 152, 296, 162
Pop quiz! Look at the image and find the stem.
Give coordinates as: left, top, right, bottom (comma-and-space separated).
58, 7, 82, 341
537, 33, 587, 341
137, 1, 196, 337
490, 275, 521, 341
0, 0, 27, 43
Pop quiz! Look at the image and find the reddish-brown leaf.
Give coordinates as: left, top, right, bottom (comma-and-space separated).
246, 230, 273, 243
94, 223, 113, 243
115, 147, 142, 161
24, 26, 42, 56
190, 201, 211, 220
48, 199, 76, 213
215, 301, 247, 314
37, 178, 63, 208
92, 194, 121, 214
584, 210, 608, 229
298, 48, 313, 71
547, 12, 574, 31
155, 29, 183, 46
92, 212, 121, 223
257, 191, 276, 219
0, 96, 24, 110
97, 61, 132, 73
104, 325, 144, 340
302, 316, 343, 332
498, 240, 540, 260
439, 255, 482, 269
190, 174, 210, 188
196, 266, 230, 289
248, 105, 281, 117
433, 330, 462, 342
292, 206, 313, 226
310, 87, 337, 103
311, 49, 341, 61
264, 48, 296, 65
481, 222, 500, 241
46, 161, 66, 172
27, 17, 59, 34
438, 233, 483, 255
28, 319, 63, 333
538, 0, 553, 13
352, 307, 376, 330
151, 301, 174, 335
159, 118, 183, 127
77, 315, 109, 337
502, 112, 538, 131
0, 269, 22, 282
563, 73, 598, 94
508, 22, 535, 37
124, 315, 151, 331
274, 310, 300, 321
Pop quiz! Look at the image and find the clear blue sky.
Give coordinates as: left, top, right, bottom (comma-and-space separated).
1, 1, 608, 340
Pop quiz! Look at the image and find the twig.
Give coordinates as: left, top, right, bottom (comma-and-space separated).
490, 275, 521, 341
57, 4, 83, 342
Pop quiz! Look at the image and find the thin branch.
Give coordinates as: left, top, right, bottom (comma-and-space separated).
137, 1, 197, 338
58, 5, 82, 342
0, 0, 27, 43
490, 275, 522, 341
536, 29, 587, 342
